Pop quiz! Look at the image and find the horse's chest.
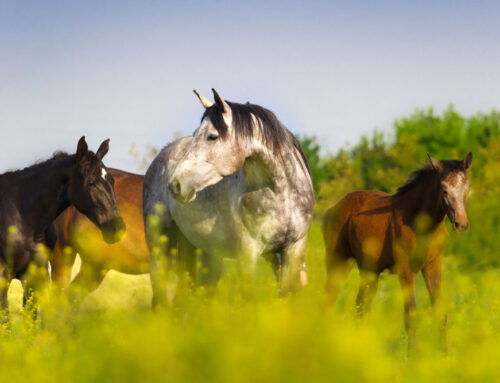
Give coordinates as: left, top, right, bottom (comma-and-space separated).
240, 189, 280, 235
391, 223, 440, 272
168, 189, 238, 254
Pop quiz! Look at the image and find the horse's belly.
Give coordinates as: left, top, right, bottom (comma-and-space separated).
72, 211, 149, 273
169, 198, 279, 257
348, 214, 394, 271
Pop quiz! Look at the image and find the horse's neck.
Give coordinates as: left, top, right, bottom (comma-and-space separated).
19, 161, 72, 237
243, 142, 296, 193
399, 174, 445, 228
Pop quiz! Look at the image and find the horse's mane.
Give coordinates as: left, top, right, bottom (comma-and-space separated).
202, 102, 311, 176
395, 160, 466, 196
2, 152, 77, 177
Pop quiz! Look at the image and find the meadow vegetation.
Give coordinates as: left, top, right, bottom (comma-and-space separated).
1, 106, 500, 382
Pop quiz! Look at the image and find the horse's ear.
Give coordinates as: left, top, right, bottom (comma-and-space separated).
464, 152, 473, 170
96, 139, 110, 160
212, 89, 230, 114
76, 136, 88, 161
212, 88, 232, 126
193, 90, 214, 109
427, 153, 443, 173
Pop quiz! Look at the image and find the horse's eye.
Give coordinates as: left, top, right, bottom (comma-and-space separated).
442, 189, 448, 196
207, 134, 219, 141
88, 180, 96, 187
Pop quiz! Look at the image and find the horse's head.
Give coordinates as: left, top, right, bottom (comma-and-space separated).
68, 136, 126, 243
168, 89, 246, 203
428, 152, 473, 231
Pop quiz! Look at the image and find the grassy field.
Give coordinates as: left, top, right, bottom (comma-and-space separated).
1, 221, 499, 382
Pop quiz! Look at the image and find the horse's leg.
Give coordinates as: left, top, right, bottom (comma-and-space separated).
21, 258, 51, 320
50, 245, 77, 290
67, 262, 107, 308
266, 253, 283, 282
280, 236, 308, 296
200, 252, 223, 289
237, 249, 260, 299
149, 222, 175, 309
0, 263, 10, 317
422, 255, 447, 351
355, 270, 379, 316
177, 230, 197, 288
399, 270, 417, 351
325, 252, 353, 307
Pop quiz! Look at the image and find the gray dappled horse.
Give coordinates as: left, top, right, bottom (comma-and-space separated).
143, 89, 314, 306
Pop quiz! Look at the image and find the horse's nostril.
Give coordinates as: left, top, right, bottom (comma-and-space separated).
169, 180, 181, 196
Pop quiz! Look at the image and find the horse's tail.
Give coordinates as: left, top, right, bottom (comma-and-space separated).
322, 195, 352, 261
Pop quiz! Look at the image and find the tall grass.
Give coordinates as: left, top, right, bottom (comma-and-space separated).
1, 222, 499, 382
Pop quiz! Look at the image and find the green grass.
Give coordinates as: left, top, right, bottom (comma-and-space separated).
1, 221, 500, 382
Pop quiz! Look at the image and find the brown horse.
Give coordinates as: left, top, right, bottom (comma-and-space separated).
50, 168, 149, 304
323, 153, 472, 344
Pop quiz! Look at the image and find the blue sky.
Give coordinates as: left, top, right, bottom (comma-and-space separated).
1, 0, 499, 172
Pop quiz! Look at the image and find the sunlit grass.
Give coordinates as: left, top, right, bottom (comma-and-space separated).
1, 222, 499, 382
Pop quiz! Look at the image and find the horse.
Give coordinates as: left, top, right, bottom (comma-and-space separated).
323, 152, 473, 346
50, 168, 152, 305
0, 136, 125, 314
143, 89, 314, 306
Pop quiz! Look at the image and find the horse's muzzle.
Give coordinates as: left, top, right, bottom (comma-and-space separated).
453, 220, 470, 232
168, 179, 195, 203
101, 215, 126, 243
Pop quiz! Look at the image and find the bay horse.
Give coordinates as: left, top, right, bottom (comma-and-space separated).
323, 153, 472, 345
50, 169, 148, 305
143, 89, 314, 306
50, 168, 198, 306
0, 137, 125, 314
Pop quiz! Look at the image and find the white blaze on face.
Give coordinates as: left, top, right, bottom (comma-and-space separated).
101, 168, 107, 180
444, 173, 468, 199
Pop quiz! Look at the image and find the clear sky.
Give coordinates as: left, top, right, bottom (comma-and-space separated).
1, 0, 499, 173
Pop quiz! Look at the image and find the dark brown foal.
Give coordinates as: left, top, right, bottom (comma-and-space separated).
324, 153, 472, 347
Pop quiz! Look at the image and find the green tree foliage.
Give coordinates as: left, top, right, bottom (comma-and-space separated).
296, 135, 327, 193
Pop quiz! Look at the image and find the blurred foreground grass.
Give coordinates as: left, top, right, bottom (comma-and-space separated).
1, 222, 500, 382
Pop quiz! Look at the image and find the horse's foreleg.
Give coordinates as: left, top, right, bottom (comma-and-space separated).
238, 251, 259, 299
150, 253, 169, 309
177, 231, 197, 288
66, 262, 106, 309
280, 236, 308, 296
399, 270, 417, 352
200, 252, 223, 288
147, 222, 172, 310
422, 255, 447, 351
21, 259, 51, 320
355, 270, 379, 317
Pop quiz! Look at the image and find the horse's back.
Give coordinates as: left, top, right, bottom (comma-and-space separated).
324, 190, 391, 229
324, 190, 394, 267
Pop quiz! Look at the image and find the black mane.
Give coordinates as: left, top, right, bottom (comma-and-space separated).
1, 152, 76, 178
395, 160, 466, 196
202, 102, 311, 176
394, 166, 435, 196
